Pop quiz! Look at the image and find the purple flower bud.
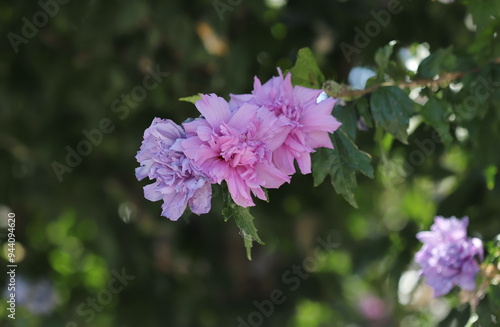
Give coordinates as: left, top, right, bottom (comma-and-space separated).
415, 216, 483, 297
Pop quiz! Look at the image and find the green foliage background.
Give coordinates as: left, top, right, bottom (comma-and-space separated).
1, 0, 499, 326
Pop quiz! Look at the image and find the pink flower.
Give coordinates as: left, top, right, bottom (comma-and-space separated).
135, 118, 212, 220
357, 294, 390, 321
230, 69, 341, 175
182, 94, 291, 207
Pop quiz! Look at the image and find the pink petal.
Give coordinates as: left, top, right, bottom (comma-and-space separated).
251, 186, 267, 201
203, 159, 227, 183
272, 145, 296, 175
255, 162, 290, 188
196, 126, 214, 142
281, 72, 295, 101
226, 171, 254, 207
228, 103, 258, 131
195, 94, 232, 128
296, 151, 312, 174
300, 111, 341, 133
181, 137, 204, 159
293, 86, 324, 105
229, 93, 254, 110
284, 133, 310, 153
306, 131, 334, 149
183, 118, 210, 137
254, 108, 292, 151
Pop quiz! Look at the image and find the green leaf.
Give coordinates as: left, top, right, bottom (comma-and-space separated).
453, 67, 496, 122
438, 307, 471, 327
464, 0, 500, 30
332, 102, 357, 140
221, 185, 264, 260
417, 47, 457, 79
475, 292, 500, 327
375, 42, 395, 81
421, 97, 453, 149
179, 94, 202, 104
242, 230, 254, 261
483, 165, 498, 190
484, 238, 500, 265
488, 284, 500, 313
312, 129, 374, 208
370, 86, 416, 144
290, 47, 325, 88
356, 97, 373, 128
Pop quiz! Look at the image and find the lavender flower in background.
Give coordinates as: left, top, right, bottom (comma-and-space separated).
357, 294, 390, 321
136, 118, 212, 220
3, 277, 58, 315
229, 69, 341, 175
415, 216, 483, 297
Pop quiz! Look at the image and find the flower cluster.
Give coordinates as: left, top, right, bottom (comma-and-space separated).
136, 69, 341, 220
415, 216, 484, 297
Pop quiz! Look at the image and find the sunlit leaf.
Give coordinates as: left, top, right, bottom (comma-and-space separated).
290, 47, 325, 88
484, 165, 498, 190
179, 94, 202, 104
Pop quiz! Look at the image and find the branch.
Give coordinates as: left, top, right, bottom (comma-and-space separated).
323, 71, 469, 101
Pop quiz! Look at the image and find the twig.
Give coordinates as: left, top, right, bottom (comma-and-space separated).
324, 71, 471, 100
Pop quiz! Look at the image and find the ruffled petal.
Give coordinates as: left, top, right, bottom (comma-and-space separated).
426, 275, 456, 298
296, 151, 312, 174
272, 145, 297, 175
195, 94, 232, 128
226, 171, 254, 207
255, 162, 290, 189
161, 191, 189, 221
228, 103, 258, 131
293, 85, 323, 105
229, 93, 254, 111
144, 182, 162, 202
456, 260, 478, 292
189, 182, 212, 215
300, 110, 341, 133
306, 131, 334, 149
183, 118, 211, 136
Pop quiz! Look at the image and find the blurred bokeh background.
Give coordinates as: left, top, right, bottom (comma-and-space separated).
1, 0, 499, 326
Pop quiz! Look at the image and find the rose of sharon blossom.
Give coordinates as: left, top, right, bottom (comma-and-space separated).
135, 118, 212, 220
182, 94, 291, 207
230, 69, 341, 175
415, 216, 483, 297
